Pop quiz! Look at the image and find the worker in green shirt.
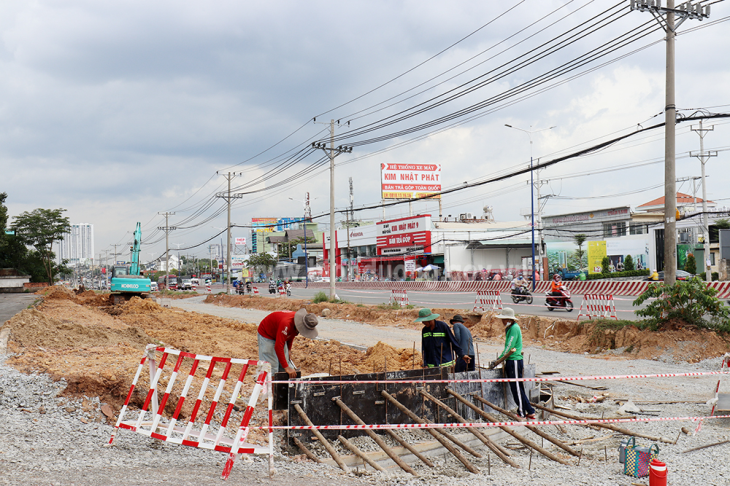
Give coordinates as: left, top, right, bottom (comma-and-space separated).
491, 308, 535, 420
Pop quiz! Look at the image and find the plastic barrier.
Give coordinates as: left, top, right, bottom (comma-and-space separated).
110, 345, 274, 480
278, 288, 286, 296
253, 287, 259, 295
710, 353, 730, 416
472, 290, 503, 313
576, 294, 617, 321
192, 284, 197, 292
389, 289, 409, 307
206, 283, 211, 293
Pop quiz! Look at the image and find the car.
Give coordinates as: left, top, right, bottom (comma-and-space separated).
150, 282, 159, 292
646, 270, 695, 281
180, 279, 193, 290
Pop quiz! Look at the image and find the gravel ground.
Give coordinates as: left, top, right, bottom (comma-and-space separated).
2, 297, 730, 484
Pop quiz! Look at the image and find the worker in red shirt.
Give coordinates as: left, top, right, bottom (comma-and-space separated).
257, 308, 319, 378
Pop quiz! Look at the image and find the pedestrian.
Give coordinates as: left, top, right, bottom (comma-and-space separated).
257, 308, 318, 379
449, 315, 475, 373
415, 308, 470, 369
490, 308, 536, 420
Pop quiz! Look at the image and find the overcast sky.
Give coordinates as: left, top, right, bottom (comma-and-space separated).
2, 0, 729, 263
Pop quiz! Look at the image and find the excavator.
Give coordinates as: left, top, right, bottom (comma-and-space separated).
110, 222, 152, 305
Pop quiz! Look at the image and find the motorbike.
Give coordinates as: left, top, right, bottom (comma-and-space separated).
510, 286, 533, 304
545, 289, 573, 312
268, 282, 276, 294
285, 283, 292, 297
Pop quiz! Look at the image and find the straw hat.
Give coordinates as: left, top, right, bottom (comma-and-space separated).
495, 308, 518, 321
294, 308, 319, 338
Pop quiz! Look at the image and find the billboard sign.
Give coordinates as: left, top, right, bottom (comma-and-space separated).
231, 255, 248, 268
235, 237, 247, 246
277, 217, 300, 232
251, 218, 278, 233
381, 163, 441, 200
376, 215, 432, 255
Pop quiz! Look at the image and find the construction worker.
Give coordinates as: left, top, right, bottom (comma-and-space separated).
415, 308, 470, 369
257, 308, 318, 378
449, 315, 475, 373
491, 307, 536, 420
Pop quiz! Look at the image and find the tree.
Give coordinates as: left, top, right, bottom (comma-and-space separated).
601, 256, 610, 274
11, 208, 71, 285
624, 254, 635, 271
573, 233, 587, 270
684, 253, 697, 274
248, 253, 278, 274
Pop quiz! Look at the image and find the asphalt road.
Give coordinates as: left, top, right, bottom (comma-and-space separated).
0, 293, 38, 325
204, 283, 646, 320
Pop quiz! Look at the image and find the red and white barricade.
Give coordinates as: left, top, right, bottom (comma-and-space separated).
192, 283, 197, 292
389, 289, 409, 307
473, 290, 503, 313
576, 294, 617, 321
278, 288, 285, 296
110, 345, 273, 479
253, 287, 259, 295
205, 282, 211, 293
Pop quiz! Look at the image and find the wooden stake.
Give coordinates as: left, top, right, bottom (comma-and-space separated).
381, 390, 480, 474
338, 435, 387, 474
418, 389, 516, 467
528, 448, 533, 470
454, 392, 570, 465
293, 404, 349, 473
604, 445, 607, 463
682, 440, 730, 454
577, 447, 583, 466
293, 437, 321, 464
332, 397, 417, 476
412, 341, 416, 369
468, 393, 580, 457
532, 403, 676, 444
384, 429, 434, 468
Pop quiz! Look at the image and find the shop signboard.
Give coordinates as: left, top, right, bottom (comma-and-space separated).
376, 215, 432, 255
234, 237, 247, 246
381, 163, 441, 200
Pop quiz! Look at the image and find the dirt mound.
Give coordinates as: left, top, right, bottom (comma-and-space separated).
363, 341, 422, 372
3, 308, 151, 349
120, 296, 165, 314
40, 285, 77, 301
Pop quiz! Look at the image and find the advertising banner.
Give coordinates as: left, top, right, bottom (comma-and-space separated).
234, 237, 247, 246
231, 255, 248, 268
404, 256, 416, 274
251, 218, 278, 232
587, 241, 607, 274
376, 215, 432, 255
546, 241, 588, 275
381, 163, 441, 200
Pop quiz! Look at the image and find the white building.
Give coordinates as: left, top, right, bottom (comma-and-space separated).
59, 223, 94, 266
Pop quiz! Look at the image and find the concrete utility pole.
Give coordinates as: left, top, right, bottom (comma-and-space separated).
313, 119, 353, 299
158, 212, 176, 288
690, 119, 718, 281
215, 172, 243, 294
505, 124, 554, 289
631, 0, 711, 285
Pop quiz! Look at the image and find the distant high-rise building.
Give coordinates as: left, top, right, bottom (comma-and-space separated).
59, 223, 95, 266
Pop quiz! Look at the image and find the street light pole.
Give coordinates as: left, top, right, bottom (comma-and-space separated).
505, 124, 555, 290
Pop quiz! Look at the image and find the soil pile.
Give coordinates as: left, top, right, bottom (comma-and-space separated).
363, 341, 422, 372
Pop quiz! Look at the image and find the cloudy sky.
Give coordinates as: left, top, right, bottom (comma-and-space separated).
2, 0, 729, 263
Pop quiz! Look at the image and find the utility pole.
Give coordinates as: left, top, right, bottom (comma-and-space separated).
313, 119, 353, 299
690, 119, 718, 281
534, 160, 548, 281
505, 124, 554, 289
215, 172, 243, 294
631, 0, 711, 285
158, 212, 176, 288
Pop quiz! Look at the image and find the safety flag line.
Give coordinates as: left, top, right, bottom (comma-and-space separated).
270, 370, 730, 385
256, 413, 730, 431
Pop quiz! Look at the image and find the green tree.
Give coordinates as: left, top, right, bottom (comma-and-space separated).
248, 252, 278, 274
624, 254, 635, 271
0, 192, 7, 248
634, 277, 730, 330
684, 253, 697, 274
601, 256, 610, 274
11, 208, 71, 285
573, 234, 587, 269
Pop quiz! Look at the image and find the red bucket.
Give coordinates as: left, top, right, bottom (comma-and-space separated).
649, 459, 667, 486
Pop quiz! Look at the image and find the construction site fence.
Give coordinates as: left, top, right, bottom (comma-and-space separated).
291, 280, 730, 298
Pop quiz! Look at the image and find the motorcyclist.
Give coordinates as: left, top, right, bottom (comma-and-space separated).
246, 280, 253, 294
511, 275, 528, 294
548, 274, 567, 305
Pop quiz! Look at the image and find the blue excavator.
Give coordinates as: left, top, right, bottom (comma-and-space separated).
110, 222, 152, 305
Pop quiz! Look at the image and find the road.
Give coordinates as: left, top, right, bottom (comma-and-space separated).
203, 283, 646, 320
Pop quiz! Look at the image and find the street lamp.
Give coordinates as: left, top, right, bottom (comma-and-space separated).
505, 123, 555, 290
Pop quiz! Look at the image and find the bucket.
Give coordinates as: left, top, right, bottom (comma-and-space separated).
649, 459, 667, 486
